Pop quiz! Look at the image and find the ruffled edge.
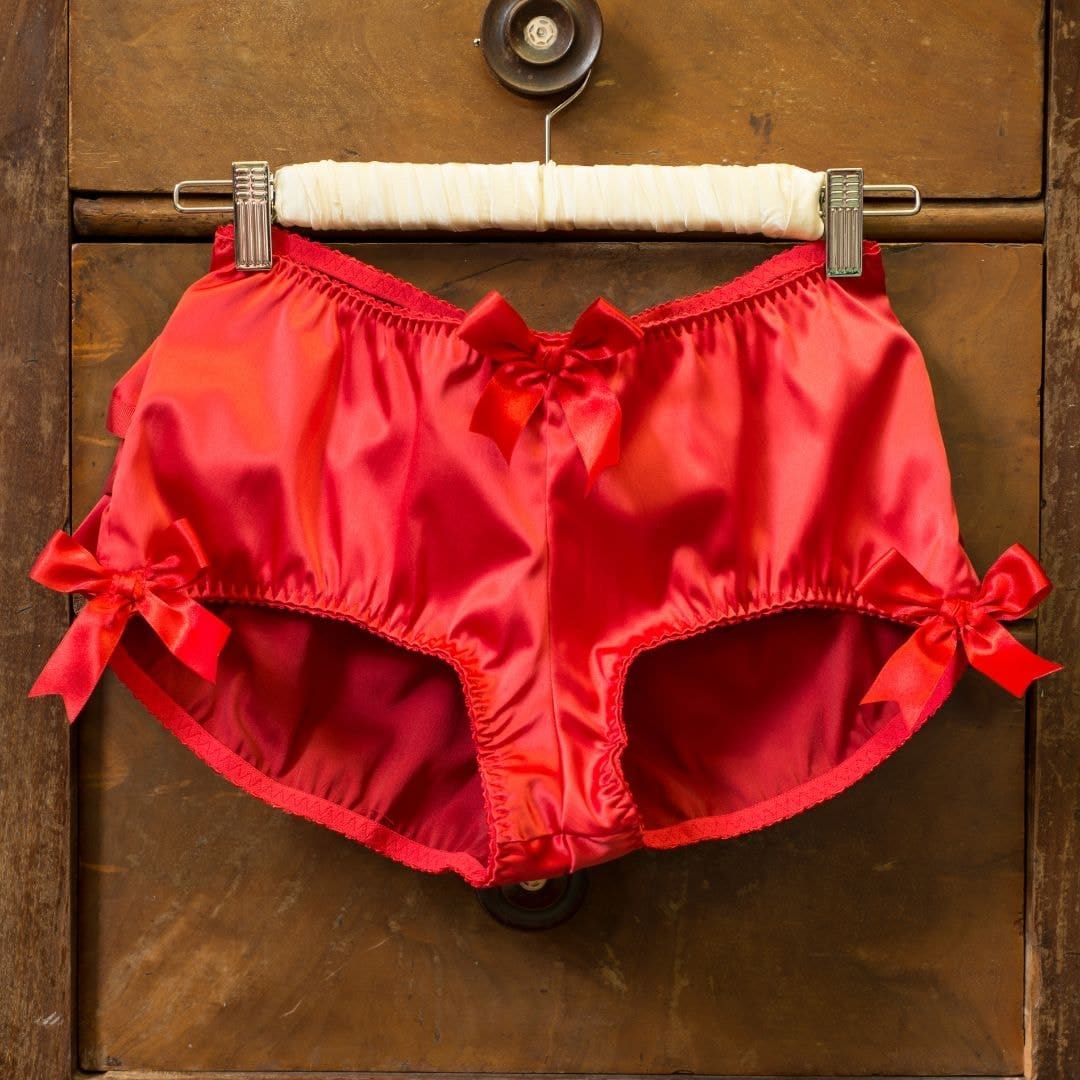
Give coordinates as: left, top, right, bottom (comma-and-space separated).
51, 497, 499, 886
209, 223, 880, 341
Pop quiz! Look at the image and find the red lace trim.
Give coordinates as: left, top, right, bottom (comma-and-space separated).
70, 519, 973, 884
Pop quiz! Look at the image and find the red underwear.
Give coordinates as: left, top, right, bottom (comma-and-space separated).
30, 225, 1060, 886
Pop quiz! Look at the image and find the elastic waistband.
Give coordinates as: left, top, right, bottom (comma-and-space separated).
210, 224, 883, 333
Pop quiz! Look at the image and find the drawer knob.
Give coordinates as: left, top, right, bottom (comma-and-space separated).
476, 871, 590, 929
480, 0, 603, 97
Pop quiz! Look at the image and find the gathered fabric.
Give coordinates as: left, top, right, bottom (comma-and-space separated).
458, 291, 643, 485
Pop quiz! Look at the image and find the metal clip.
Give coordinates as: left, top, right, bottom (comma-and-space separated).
823, 168, 864, 277
231, 162, 274, 270
822, 168, 922, 278
173, 161, 275, 271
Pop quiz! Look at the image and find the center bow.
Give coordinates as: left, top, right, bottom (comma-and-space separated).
457, 291, 644, 486
29, 519, 231, 722
858, 544, 1061, 729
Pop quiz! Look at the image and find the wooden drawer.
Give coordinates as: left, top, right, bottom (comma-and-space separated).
70, 2, 1045, 198
73, 241, 1039, 1074
5, 0, 1078, 1077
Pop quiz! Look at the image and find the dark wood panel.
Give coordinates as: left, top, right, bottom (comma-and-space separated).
73, 241, 1035, 1074
99, 1073, 1022, 1080
70, 0, 1044, 197
78, 673, 1028, 1071
1031, 1, 1080, 1078
77, 672, 1026, 1074
883, 244, 1043, 573
0, 0, 72, 1076
70, 196, 1047, 244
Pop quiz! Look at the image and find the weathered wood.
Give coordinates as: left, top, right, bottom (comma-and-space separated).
94, 1072, 1022, 1080
0, 0, 72, 1077
74, 242, 1033, 1075
74, 196, 230, 238
69, 1, 1044, 197
866, 201, 1044, 242
1030, 1, 1080, 1078
883, 244, 1043, 573
76, 677, 1027, 1074
71, 195, 1046, 243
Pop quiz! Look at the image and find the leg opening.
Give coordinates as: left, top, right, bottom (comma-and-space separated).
622, 609, 910, 837
119, 603, 490, 871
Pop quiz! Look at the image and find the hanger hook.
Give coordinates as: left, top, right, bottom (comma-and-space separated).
544, 70, 591, 165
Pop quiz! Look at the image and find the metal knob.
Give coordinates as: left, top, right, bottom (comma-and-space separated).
480, 0, 603, 97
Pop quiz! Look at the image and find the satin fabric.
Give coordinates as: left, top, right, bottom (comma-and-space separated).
457, 291, 644, 485
858, 545, 1060, 728
29, 225, 1059, 885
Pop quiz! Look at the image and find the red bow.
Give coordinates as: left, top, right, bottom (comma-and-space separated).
29, 520, 230, 721
859, 545, 1061, 728
458, 291, 644, 486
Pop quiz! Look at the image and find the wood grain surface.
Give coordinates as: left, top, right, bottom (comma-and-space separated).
92, 1073, 1023, 1080
1030, 1, 1080, 1078
69, 1, 1044, 198
70, 196, 1047, 244
78, 675, 1025, 1075
72, 241, 1038, 1075
0, 0, 73, 1076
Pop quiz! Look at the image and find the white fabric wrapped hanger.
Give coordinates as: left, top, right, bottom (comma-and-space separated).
173, 3, 919, 278
274, 158, 827, 239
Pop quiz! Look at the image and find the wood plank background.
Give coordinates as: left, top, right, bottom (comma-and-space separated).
89, 1074, 1026, 1080
1, 0, 1074, 1074
71, 241, 1037, 1075
68, 195, 1048, 243
0, 0, 73, 1077
78, 673, 1026, 1075
1031, 0, 1080, 1076
69, 0, 1044, 197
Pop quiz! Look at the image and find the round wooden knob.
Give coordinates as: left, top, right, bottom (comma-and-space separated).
480, 0, 603, 97
476, 871, 590, 929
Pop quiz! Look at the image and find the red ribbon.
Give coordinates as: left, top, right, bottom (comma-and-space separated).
458, 291, 644, 486
29, 520, 231, 722
858, 544, 1061, 728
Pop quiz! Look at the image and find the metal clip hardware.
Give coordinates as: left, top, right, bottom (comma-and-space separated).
173, 161, 275, 271
822, 168, 922, 278
823, 168, 863, 278
231, 162, 274, 270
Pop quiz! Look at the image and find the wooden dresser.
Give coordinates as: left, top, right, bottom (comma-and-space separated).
2, 2, 1077, 1078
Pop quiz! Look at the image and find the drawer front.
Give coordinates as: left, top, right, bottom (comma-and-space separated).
70, 1, 1046, 197
73, 240, 1039, 1075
